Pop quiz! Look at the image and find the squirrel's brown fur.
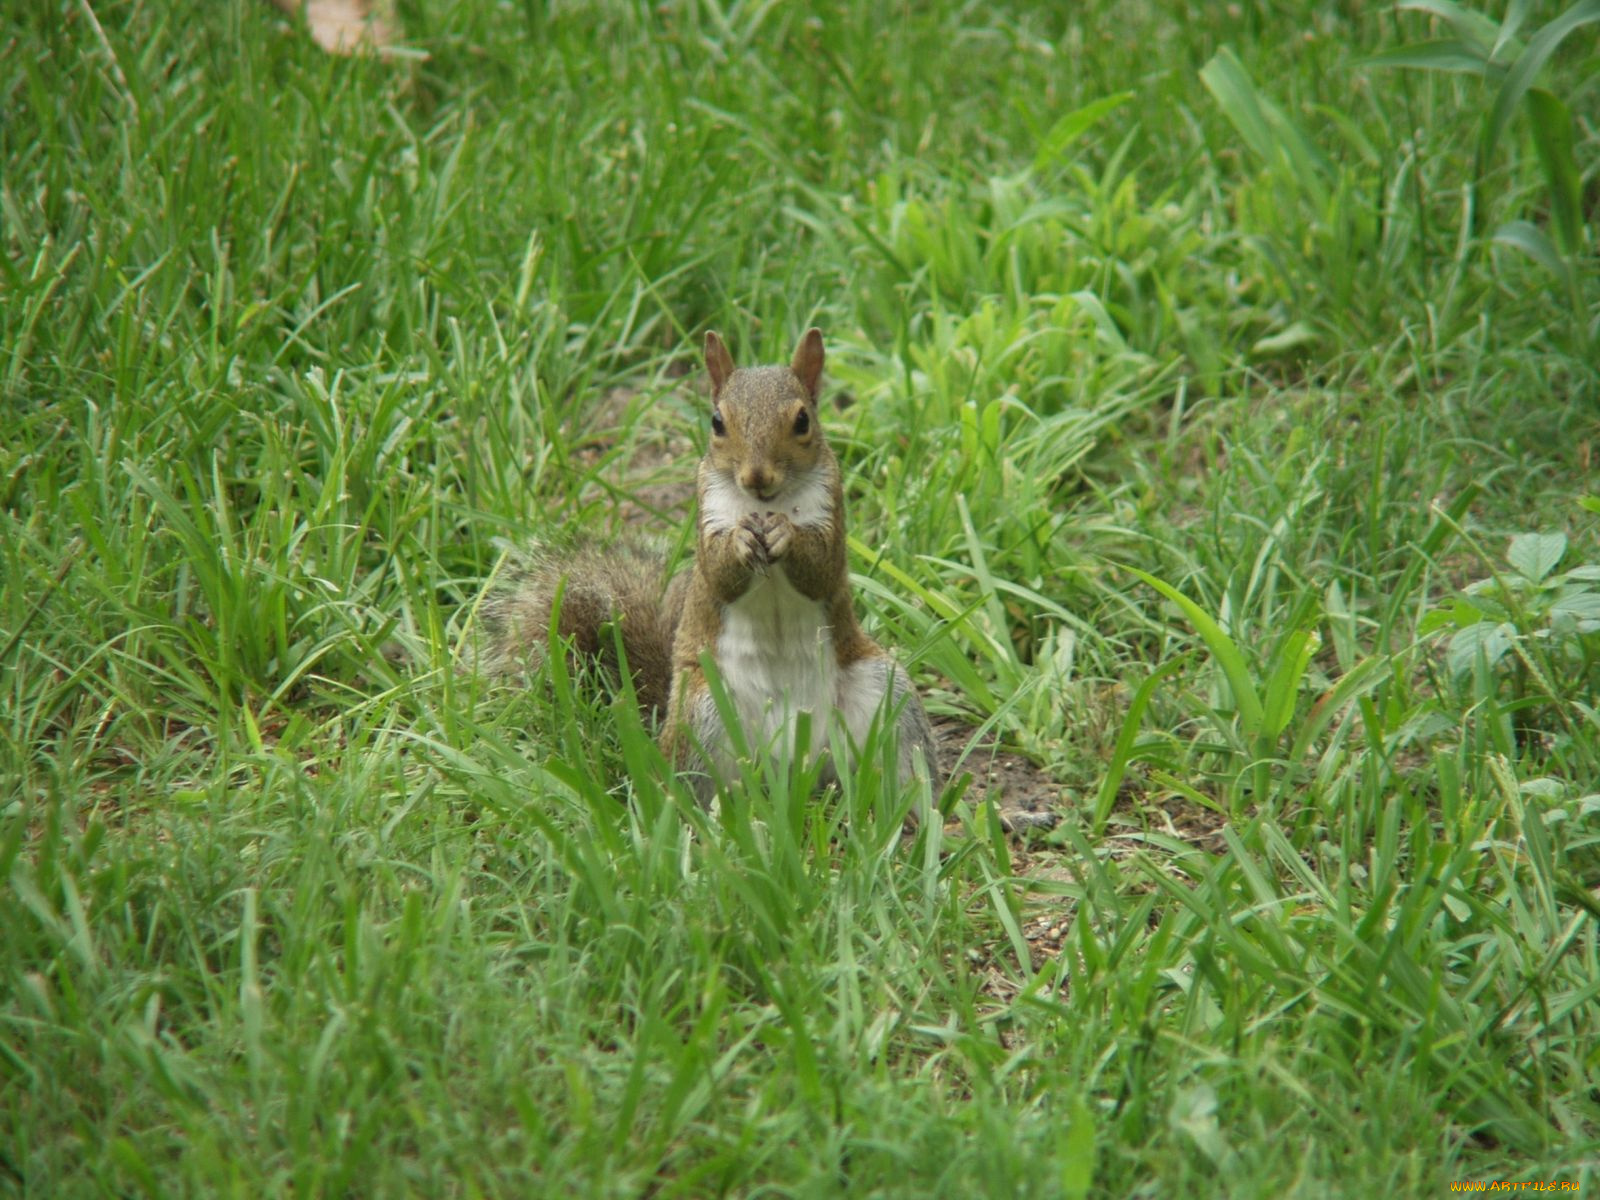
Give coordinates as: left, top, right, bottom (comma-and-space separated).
478, 539, 687, 716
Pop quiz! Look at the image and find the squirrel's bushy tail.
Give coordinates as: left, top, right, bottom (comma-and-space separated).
476, 539, 681, 716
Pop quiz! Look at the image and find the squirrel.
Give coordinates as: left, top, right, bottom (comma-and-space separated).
479, 329, 1060, 832
478, 327, 941, 812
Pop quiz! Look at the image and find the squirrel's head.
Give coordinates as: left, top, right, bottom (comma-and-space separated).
703, 328, 827, 502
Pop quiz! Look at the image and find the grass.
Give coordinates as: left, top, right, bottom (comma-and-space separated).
4, 0, 1599, 1194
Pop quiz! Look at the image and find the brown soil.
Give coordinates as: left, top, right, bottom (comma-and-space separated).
570, 387, 698, 528
940, 729, 1230, 991
932, 714, 1063, 831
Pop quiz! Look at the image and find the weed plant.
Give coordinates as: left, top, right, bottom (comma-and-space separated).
3, 1, 1598, 1195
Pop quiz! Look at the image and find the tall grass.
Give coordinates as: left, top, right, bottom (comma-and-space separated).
3, 1, 1597, 1195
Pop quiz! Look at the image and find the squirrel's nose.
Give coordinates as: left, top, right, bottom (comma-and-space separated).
739, 466, 777, 498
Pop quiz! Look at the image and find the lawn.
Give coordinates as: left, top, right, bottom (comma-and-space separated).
3, 1, 1599, 1195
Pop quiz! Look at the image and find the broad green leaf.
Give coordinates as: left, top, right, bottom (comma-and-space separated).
1060, 1095, 1097, 1200
1066, 290, 1130, 353
1526, 89, 1583, 257
1491, 0, 1533, 60
1261, 625, 1319, 741
1200, 48, 1278, 166
1251, 321, 1319, 359
1398, 0, 1500, 52
1170, 1081, 1230, 1168
1200, 48, 1330, 205
1493, 219, 1569, 285
1550, 590, 1600, 621
1480, 0, 1600, 171
1361, 40, 1491, 75
1419, 608, 1458, 635
1508, 531, 1567, 582
1446, 619, 1516, 677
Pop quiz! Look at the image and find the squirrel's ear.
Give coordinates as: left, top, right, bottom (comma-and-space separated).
704, 331, 735, 394
791, 327, 824, 400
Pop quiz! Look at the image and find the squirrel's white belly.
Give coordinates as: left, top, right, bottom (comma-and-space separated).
718, 568, 836, 762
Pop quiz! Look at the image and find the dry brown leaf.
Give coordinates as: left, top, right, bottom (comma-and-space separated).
269, 0, 400, 56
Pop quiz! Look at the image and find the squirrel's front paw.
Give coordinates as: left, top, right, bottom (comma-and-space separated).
762, 513, 793, 561
734, 519, 768, 567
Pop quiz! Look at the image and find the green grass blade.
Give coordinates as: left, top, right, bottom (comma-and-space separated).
1260, 623, 1318, 742
1095, 657, 1185, 831
1030, 92, 1134, 175
1128, 567, 1265, 738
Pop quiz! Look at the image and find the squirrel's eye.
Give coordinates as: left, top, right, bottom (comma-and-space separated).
793, 409, 810, 435
711, 411, 727, 438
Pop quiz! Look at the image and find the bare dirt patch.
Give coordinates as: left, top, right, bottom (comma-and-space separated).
933, 714, 1064, 831
571, 387, 698, 529
947, 742, 1230, 989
